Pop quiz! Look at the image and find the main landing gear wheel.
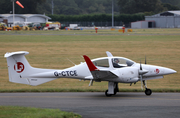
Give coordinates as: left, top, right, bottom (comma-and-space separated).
105, 90, 112, 97
113, 89, 118, 95
145, 88, 152, 96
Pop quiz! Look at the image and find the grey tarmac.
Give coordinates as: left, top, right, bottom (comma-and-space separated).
0, 92, 180, 118
1, 33, 180, 36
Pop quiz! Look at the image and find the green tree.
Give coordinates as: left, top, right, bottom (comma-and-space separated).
16, 0, 46, 14
117, 0, 166, 14
97, 4, 106, 13
161, 0, 180, 10
162, 3, 180, 10
161, 0, 180, 5
0, 0, 13, 14
0, 0, 46, 14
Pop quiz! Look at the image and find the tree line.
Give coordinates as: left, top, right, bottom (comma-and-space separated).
118, 0, 180, 14
0, 0, 179, 15
48, 13, 145, 24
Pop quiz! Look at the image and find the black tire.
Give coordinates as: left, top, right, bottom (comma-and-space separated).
145, 89, 152, 96
105, 90, 112, 97
113, 89, 117, 95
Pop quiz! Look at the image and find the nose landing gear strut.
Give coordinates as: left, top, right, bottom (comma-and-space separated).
143, 80, 152, 96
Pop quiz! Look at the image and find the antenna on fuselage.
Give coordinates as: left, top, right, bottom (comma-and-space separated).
67, 58, 76, 66
106, 51, 113, 57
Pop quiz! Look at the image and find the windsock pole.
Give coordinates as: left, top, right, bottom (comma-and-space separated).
12, 0, 15, 26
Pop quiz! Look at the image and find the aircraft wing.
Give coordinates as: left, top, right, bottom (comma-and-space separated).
83, 55, 118, 80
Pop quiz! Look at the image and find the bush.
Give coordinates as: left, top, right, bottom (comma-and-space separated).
48, 13, 145, 23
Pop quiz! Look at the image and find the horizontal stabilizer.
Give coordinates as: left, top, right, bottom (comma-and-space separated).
10, 77, 30, 85
27, 78, 57, 86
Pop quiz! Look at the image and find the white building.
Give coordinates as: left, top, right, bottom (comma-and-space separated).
131, 21, 155, 29
0, 14, 51, 26
145, 11, 180, 28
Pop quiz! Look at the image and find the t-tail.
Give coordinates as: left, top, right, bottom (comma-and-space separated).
4, 51, 58, 86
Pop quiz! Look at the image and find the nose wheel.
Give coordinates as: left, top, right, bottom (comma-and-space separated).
143, 80, 152, 96
145, 88, 152, 96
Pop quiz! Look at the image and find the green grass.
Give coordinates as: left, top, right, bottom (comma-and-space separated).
0, 29, 180, 92
1, 29, 179, 118
0, 106, 81, 118
0, 28, 180, 35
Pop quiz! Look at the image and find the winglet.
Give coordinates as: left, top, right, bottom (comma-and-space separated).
83, 55, 99, 71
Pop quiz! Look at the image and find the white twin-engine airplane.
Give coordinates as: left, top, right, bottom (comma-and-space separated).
4, 51, 176, 97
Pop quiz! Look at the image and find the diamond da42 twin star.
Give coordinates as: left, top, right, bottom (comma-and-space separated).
4, 51, 176, 96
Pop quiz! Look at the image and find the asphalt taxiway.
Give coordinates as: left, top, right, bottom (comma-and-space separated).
0, 92, 180, 118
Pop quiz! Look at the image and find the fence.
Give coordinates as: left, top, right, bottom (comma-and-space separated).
59, 21, 131, 28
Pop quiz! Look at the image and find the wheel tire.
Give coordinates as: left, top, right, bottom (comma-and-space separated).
105, 90, 112, 97
145, 89, 152, 96
113, 89, 117, 95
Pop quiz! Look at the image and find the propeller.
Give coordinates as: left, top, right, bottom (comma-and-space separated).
140, 60, 143, 90
144, 56, 147, 88
139, 57, 148, 90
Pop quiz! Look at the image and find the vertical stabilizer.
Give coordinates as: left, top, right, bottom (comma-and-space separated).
4, 51, 31, 84
4, 51, 57, 86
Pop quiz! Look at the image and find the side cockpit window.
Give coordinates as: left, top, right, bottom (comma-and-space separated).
93, 59, 109, 68
112, 58, 134, 68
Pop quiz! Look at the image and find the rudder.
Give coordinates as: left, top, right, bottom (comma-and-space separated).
4, 51, 57, 86
4, 51, 31, 85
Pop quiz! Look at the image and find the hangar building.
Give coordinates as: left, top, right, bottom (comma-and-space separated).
145, 11, 180, 28
131, 21, 156, 28
0, 14, 51, 26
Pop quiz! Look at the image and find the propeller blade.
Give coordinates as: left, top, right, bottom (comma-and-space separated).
140, 60, 143, 90
145, 56, 147, 64
140, 60, 142, 70
140, 75, 143, 90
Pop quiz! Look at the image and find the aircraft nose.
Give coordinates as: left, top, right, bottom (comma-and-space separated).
164, 68, 177, 75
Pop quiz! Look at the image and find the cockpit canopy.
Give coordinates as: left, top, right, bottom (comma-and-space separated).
112, 58, 134, 68
93, 59, 109, 67
92, 57, 135, 68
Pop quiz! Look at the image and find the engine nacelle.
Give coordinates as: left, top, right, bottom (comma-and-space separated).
118, 67, 139, 83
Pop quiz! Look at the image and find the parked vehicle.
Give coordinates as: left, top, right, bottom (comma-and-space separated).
45, 22, 61, 30
0, 23, 12, 31
69, 24, 80, 30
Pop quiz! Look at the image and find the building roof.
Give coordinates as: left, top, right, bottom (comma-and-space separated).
0, 14, 51, 19
168, 11, 180, 15
147, 11, 180, 17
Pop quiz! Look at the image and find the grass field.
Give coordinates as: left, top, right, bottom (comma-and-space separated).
0, 28, 180, 35
0, 28, 180, 92
0, 106, 81, 118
